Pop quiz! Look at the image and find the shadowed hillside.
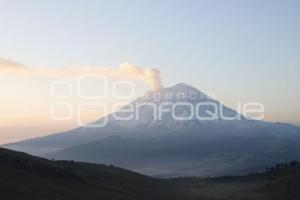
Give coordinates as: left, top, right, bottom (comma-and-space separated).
171, 161, 300, 200
0, 147, 193, 200
0, 147, 300, 200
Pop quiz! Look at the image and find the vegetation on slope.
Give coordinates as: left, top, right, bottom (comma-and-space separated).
0, 147, 300, 200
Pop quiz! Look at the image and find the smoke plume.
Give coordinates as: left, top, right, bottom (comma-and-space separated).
0, 58, 163, 91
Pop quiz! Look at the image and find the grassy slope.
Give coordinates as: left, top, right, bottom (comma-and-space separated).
0, 147, 300, 200
0, 147, 194, 200
171, 164, 300, 200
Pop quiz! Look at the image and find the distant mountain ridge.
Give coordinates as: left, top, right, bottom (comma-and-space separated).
3, 83, 300, 177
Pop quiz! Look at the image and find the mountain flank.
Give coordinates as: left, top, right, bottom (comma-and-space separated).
3, 83, 300, 177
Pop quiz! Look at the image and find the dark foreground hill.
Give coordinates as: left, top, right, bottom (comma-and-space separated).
0, 147, 191, 200
0, 147, 300, 200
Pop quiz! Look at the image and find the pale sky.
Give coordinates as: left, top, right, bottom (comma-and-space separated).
0, 0, 299, 144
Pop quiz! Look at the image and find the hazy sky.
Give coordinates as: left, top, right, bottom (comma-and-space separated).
0, 0, 299, 143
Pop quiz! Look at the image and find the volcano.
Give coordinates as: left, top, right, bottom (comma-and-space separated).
4, 83, 300, 177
